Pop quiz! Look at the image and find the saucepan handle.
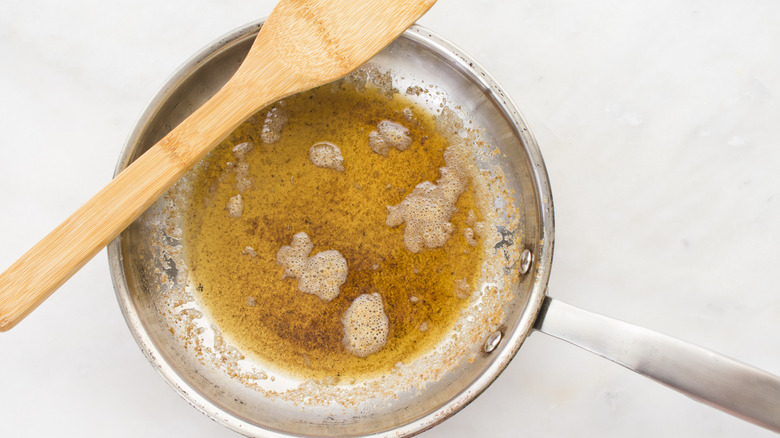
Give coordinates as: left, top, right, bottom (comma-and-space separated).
533, 296, 780, 432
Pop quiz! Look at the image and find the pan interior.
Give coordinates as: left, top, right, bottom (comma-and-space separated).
110, 22, 551, 437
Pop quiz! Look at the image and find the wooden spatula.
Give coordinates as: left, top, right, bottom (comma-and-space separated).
0, 0, 437, 331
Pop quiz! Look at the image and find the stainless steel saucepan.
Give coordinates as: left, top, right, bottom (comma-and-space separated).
110, 20, 780, 437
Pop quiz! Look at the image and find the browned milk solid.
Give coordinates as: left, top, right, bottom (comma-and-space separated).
182, 83, 486, 380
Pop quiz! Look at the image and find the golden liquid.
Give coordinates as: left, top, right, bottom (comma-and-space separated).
182, 83, 484, 380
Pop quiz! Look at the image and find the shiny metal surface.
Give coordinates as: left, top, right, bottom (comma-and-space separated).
519, 249, 533, 275
535, 296, 780, 432
483, 331, 503, 354
109, 20, 554, 438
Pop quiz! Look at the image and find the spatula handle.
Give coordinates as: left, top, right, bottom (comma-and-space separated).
0, 82, 259, 331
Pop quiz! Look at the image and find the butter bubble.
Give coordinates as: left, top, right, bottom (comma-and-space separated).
276, 232, 347, 302
341, 293, 389, 357
309, 142, 345, 171
369, 120, 411, 155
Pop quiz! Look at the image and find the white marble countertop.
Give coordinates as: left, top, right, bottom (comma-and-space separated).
2, 0, 779, 436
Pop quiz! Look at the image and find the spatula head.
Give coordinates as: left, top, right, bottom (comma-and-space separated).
251, 0, 437, 86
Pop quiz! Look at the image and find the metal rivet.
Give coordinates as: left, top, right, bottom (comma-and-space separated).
483, 330, 503, 353
519, 249, 533, 274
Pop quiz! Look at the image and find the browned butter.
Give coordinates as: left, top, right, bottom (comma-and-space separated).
182, 82, 485, 380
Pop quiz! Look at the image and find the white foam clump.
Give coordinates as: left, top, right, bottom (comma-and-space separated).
369, 120, 412, 155
261, 106, 289, 144
232, 143, 256, 192
454, 278, 471, 299
226, 194, 244, 218
341, 293, 389, 358
232, 141, 253, 159
463, 228, 478, 246
309, 142, 345, 171
386, 147, 469, 253
276, 232, 348, 302
465, 209, 488, 243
